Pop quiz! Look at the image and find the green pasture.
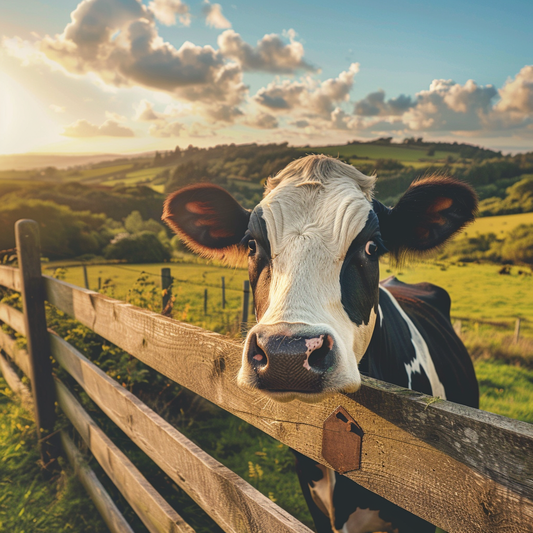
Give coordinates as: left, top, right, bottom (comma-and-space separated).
461, 211, 533, 238
301, 144, 458, 163
70, 163, 134, 181
53, 258, 532, 330
384, 259, 532, 328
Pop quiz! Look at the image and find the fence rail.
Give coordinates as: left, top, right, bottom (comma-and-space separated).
0, 220, 532, 533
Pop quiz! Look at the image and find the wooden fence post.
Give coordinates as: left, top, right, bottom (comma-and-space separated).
15, 220, 59, 471
514, 318, 521, 343
82, 264, 89, 289
161, 267, 171, 313
221, 276, 226, 309
204, 289, 208, 315
241, 280, 250, 335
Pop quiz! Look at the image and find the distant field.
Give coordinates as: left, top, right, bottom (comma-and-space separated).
462, 211, 533, 237
49, 257, 532, 330
106, 165, 171, 187
70, 163, 134, 180
301, 144, 458, 163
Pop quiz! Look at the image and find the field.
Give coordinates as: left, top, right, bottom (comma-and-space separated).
300, 143, 459, 163
461, 211, 533, 237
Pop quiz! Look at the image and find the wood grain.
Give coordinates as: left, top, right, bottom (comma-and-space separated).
0, 265, 22, 292
60, 431, 135, 533
0, 352, 33, 411
55, 378, 195, 533
44, 276, 533, 532
49, 332, 313, 533
16, 220, 58, 468
0, 303, 26, 336
0, 329, 31, 377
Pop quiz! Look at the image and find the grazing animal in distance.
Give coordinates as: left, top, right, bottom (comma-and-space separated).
163, 155, 479, 533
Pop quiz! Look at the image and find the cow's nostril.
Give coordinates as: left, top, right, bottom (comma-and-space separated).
307, 334, 334, 371
248, 333, 267, 369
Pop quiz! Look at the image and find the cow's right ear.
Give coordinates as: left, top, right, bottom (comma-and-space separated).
162, 184, 250, 264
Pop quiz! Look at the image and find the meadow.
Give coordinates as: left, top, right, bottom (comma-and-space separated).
299, 143, 459, 163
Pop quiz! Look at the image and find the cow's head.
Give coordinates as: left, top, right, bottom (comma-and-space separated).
163, 155, 476, 402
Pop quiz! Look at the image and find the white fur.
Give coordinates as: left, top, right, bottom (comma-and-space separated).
240, 156, 377, 396
380, 287, 446, 399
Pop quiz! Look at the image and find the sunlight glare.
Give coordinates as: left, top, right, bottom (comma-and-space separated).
0, 71, 63, 155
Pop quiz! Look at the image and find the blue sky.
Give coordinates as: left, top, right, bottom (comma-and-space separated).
1, 0, 532, 154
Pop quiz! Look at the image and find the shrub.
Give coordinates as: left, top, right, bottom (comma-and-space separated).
104, 231, 171, 263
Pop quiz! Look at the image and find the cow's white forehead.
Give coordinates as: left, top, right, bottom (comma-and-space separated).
258, 156, 376, 258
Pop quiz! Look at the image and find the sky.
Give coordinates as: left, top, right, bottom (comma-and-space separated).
0, 0, 532, 155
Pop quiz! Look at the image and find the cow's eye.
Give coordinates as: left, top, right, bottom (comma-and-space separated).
248, 239, 257, 254
365, 241, 378, 256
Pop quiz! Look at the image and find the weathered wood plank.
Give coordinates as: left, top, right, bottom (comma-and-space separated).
55, 379, 195, 533
50, 332, 313, 533
0, 303, 26, 336
0, 352, 33, 411
16, 220, 59, 469
0, 265, 22, 292
0, 329, 31, 377
44, 276, 533, 533
60, 431, 135, 533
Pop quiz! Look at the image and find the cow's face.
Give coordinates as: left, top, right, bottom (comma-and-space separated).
163, 155, 476, 402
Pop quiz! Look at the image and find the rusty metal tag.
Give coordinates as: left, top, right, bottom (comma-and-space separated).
322, 406, 364, 474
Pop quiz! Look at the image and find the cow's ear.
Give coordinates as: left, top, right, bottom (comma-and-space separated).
162, 184, 250, 264
376, 176, 477, 261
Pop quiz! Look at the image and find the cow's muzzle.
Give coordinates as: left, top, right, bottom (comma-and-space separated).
242, 323, 338, 393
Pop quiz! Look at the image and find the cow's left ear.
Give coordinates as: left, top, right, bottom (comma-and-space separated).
162, 183, 251, 264
375, 176, 477, 260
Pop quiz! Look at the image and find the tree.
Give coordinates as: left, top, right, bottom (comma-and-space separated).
104, 232, 171, 263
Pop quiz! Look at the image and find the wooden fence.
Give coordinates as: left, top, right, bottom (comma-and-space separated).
0, 219, 532, 533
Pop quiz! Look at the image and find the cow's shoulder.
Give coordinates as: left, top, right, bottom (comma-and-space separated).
380, 275, 452, 322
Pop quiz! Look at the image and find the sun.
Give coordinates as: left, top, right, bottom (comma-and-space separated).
0, 71, 63, 155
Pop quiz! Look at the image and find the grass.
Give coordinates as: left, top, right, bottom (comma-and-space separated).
300, 144, 458, 163
0, 380, 108, 532
461, 211, 533, 238
475, 360, 533, 423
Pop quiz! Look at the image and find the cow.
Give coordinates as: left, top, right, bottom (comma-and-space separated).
163, 154, 479, 533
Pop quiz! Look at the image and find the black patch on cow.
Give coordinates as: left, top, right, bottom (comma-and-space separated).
246, 206, 272, 321
339, 211, 382, 326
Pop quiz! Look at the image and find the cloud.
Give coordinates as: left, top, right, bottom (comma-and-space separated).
245, 112, 278, 129
218, 29, 315, 74
149, 120, 185, 137
134, 99, 163, 121
148, 0, 190, 26
148, 120, 215, 137
354, 89, 414, 116
254, 63, 359, 117
105, 110, 128, 121
402, 79, 497, 131
63, 118, 135, 137
496, 65, 533, 114
37, 0, 246, 114
49, 104, 66, 113
202, 1, 231, 29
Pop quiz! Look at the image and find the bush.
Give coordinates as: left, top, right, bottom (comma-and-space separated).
104, 231, 171, 263
0, 199, 110, 259
501, 225, 533, 265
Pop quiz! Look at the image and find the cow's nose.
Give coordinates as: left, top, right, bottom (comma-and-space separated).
246, 331, 336, 392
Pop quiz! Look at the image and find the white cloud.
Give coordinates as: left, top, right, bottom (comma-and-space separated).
245, 112, 278, 129
496, 65, 533, 114
134, 99, 163, 121
149, 120, 185, 137
218, 29, 315, 73
254, 63, 359, 118
49, 104, 66, 113
148, 0, 190, 26
105, 110, 128, 121
401, 79, 497, 131
202, 1, 231, 29
35, 0, 246, 117
354, 90, 414, 116
63, 118, 135, 137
